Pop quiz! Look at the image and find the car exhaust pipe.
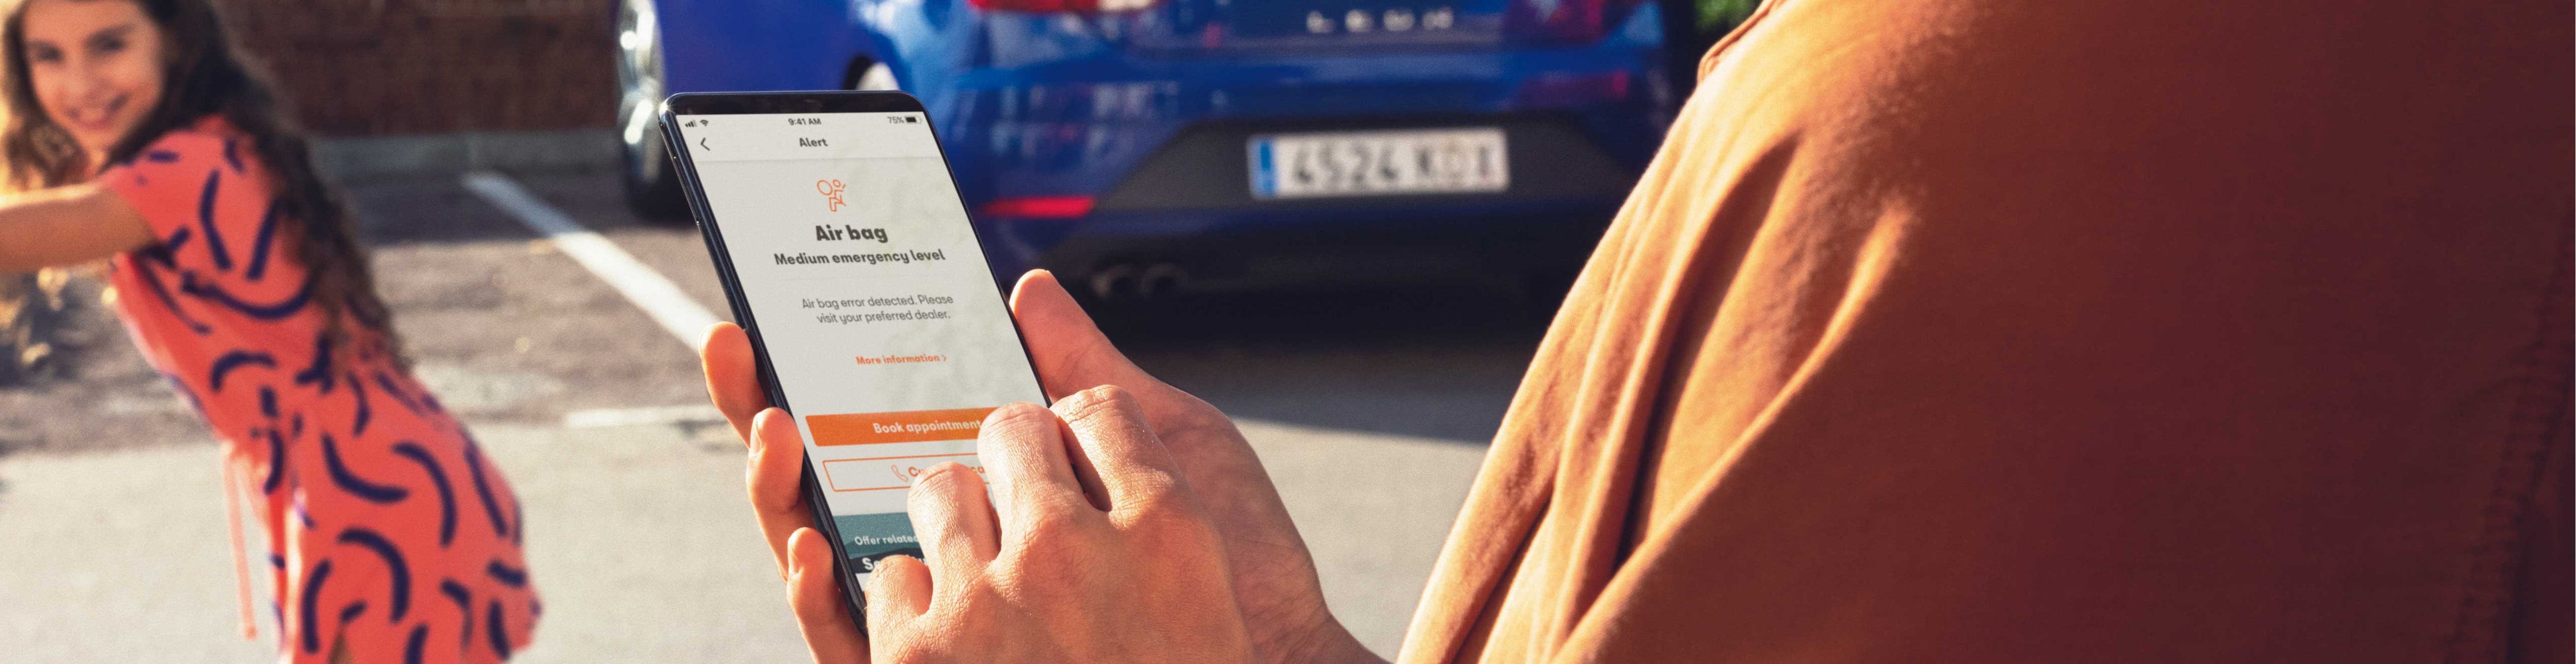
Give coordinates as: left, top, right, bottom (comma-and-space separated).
1088, 264, 1140, 301
1137, 263, 1189, 299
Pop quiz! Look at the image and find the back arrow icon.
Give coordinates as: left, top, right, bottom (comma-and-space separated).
699, 137, 710, 150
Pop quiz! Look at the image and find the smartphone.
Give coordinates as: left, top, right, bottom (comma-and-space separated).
660, 91, 1046, 629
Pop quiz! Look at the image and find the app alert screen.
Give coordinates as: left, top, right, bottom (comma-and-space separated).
675, 111, 1043, 585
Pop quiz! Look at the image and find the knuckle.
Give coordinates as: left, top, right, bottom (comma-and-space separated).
911, 464, 956, 493
978, 403, 1062, 452
984, 401, 1057, 434
1052, 385, 1133, 423
979, 421, 1053, 455
924, 459, 975, 480
907, 464, 974, 507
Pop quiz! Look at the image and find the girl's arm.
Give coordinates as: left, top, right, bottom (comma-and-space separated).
0, 182, 152, 274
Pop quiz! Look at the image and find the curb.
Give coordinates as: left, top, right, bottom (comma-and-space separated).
312, 129, 620, 181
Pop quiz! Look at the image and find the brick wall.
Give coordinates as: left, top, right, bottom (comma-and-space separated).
222, 0, 617, 136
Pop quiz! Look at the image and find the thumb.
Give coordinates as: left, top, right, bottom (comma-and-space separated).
1008, 269, 1159, 400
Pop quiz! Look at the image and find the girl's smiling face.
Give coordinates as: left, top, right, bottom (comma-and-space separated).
19, 0, 163, 166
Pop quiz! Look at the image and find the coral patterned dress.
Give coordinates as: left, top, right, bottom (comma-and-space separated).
100, 117, 539, 662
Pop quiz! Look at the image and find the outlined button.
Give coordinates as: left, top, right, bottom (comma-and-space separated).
821, 452, 978, 492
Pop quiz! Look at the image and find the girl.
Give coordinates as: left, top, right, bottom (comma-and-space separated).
0, 0, 538, 660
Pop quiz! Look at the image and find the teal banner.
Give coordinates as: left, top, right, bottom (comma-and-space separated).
834, 512, 922, 573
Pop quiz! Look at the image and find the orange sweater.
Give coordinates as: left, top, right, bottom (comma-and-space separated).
1402, 0, 2571, 661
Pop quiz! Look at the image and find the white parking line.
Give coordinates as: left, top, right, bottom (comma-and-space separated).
563, 404, 725, 429
460, 171, 720, 346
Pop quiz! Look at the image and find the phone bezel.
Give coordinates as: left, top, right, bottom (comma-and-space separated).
658, 90, 1049, 633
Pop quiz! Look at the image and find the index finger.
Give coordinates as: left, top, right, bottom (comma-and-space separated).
700, 321, 768, 443
1007, 270, 1162, 401
749, 408, 821, 578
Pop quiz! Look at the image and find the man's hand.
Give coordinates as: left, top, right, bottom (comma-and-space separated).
699, 270, 1379, 663
868, 392, 1253, 662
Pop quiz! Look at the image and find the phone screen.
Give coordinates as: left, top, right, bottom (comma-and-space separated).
670, 107, 1044, 589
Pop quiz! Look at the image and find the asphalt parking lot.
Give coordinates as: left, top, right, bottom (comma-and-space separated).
0, 169, 1563, 661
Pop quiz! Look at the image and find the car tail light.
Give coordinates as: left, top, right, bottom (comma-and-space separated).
1505, 0, 1646, 43
1514, 71, 1632, 106
967, 0, 1159, 13
980, 196, 1096, 219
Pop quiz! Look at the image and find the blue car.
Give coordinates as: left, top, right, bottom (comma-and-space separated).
617, 0, 1681, 297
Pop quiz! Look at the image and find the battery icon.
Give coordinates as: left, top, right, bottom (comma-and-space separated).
904, 117, 919, 123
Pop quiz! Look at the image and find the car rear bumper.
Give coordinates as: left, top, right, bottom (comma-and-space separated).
932, 40, 1673, 198
980, 193, 1621, 293
1090, 113, 1632, 212
923, 36, 1667, 286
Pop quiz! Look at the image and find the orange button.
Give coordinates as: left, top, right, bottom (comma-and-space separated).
806, 407, 997, 447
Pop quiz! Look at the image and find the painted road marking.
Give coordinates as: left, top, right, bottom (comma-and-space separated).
461, 172, 732, 431
461, 171, 720, 346
562, 404, 725, 429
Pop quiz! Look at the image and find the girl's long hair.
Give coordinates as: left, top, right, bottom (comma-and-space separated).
0, 0, 401, 364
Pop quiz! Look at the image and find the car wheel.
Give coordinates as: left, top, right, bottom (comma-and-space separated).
616, 0, 686, 219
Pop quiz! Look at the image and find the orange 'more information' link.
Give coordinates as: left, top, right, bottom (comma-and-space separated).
806, 407, 997, 446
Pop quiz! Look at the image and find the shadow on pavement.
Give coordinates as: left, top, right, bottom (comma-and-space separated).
1096, 277, 1558, 445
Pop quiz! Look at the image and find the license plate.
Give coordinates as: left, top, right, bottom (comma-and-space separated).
1249, 128, 1509, 199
